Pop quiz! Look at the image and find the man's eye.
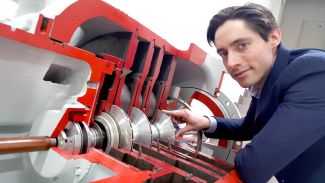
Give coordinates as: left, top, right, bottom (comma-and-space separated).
219, 52, 228, 58
238, 43, 248, 50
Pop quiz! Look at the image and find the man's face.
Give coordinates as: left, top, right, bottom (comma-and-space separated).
214, 19, 279, 89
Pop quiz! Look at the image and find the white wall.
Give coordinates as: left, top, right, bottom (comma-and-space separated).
281, 0, 325, 49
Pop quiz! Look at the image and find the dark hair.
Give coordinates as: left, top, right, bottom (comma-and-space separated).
207, 3, 278, 46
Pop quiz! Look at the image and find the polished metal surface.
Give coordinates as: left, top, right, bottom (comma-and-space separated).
150, 124, 159, 141
95, 112, 119, 153
213, 90, 241, 119
89, 121, 105, 149
147, 93, 157, 118
167, 96, 192, 111
57, 121, 82, 155
153, 110, 175, 143
130, 107, 152, 146
109, 105, 133, 151
121, 84, 131, 111
78, 121, 92, 153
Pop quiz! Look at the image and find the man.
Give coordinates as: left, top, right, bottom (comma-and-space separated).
162, 3, 325, 183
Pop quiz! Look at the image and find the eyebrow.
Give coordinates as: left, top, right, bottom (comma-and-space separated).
217, 37, 252, 53
230, 38, 251, 47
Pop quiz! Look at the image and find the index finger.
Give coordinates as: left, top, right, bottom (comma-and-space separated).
161, 109, 175, 115
161, 109, 184, 117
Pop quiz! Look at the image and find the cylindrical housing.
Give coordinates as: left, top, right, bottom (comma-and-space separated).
0, 136, 57, 154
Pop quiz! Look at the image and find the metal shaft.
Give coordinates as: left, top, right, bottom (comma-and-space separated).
0, 136, 57, 155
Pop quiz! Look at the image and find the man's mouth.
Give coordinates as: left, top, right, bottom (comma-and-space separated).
233, 68, 250, 78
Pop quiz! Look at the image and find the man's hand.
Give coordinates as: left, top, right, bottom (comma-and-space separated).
161, 109, 211, 137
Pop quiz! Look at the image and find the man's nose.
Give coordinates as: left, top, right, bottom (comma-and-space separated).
226, 52, 240, 68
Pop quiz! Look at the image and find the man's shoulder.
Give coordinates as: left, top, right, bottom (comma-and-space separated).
285, 48, 325, 71
277, 48, 325, 87
289, 48, 325, 64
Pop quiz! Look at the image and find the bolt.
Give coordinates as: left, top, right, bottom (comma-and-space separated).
75, 167, 82, 176
185, 173, 193, 181
152, 167, 161, 173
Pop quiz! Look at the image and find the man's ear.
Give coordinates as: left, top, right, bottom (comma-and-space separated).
269, 28, 281, 48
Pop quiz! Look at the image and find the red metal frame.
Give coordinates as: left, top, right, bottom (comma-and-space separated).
0, 15, 114, 125
50, 0, 176, 56
98, 54, 124, 113
189, 91, 229, 148
132, 41, 155, 109
178, 43, 207, 65
0, 0, 242, 182
152, 56, 177, 121
49, 0, 206, 115
52, 147, 150, 183
141, 47, 165, 115
217, 170, 243, 183
113, 32, 139, 110
111, 147, 206, 182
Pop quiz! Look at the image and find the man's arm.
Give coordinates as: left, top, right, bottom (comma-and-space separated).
204, 97, 258, 141
234, 56, 325, 183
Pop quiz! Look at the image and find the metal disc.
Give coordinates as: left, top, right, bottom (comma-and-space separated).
94, 112, 119, 153
150, 124, 159, 141
89, 121, 105, 149
153, 110, 175, 143
57, 121, 82, 155
130, 107, 152, 146
78, 122, 92, 154
109, 105, 133, 151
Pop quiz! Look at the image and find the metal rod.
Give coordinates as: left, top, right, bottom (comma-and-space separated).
0, 136, 57, 154
167, 97, 192, 111
138, 143, 142, 157
156, 139, 161, 152
195, 131, 203, 151
167, 138, 172, 150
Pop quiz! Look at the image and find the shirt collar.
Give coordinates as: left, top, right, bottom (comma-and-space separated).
249, 86, 261, 98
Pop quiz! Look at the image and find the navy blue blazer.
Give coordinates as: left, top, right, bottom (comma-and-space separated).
205, 44, 325, 183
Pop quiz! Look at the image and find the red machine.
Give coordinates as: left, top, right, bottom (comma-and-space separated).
0, 1, 243, 182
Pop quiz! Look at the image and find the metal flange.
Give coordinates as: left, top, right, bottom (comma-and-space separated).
152, 110, 175, 143
129, 107, 152, 147
57, 121, 83, 155
94, 112, 120, 153
108, 105, 133, 151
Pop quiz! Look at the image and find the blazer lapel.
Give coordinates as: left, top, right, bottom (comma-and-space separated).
255, 44, 291, 119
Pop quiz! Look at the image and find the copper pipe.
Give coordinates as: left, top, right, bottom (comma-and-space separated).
0, 136, 57, 154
